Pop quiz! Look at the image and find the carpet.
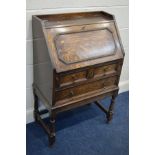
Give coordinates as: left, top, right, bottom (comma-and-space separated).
26, 91, 129, 155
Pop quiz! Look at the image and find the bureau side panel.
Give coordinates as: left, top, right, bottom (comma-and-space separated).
32, 16, 53, 106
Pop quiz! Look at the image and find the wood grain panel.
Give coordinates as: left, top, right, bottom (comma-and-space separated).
55, 29, 116, 64
45, 22, 124, 72
59, 70, 87, 87
57, 62, 119, 88
55, 76, 117, 101
94, 63, 117, 77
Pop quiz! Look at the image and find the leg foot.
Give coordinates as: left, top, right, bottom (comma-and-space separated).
48, 135, 55, 147
107, 92, 118, 123
107, 111, 113, 123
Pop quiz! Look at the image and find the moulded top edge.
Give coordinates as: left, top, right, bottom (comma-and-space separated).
35, 11, 114, 25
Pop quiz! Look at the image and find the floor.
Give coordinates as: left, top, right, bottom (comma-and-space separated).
26, 91, 129, 155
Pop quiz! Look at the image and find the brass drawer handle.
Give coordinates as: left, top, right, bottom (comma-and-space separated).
71, 74, 77, 81
69, 90, 74, 97
87, 70, 94, 79
102, 83, 106, 89
103, 67, 109, 72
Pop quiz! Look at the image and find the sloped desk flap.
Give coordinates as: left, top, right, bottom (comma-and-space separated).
55, 29, 116, 64
43, 13, 124, 72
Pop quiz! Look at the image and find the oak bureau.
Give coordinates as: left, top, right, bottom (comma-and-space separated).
32, 11, 125, 146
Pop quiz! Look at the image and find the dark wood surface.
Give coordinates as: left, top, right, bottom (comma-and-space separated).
32, 11, 124, 146
37, 12, 113, 27
45, 21, 124, 73
55, 29, 116, 64
56, 62, 120, 88
55, 76, 117, 102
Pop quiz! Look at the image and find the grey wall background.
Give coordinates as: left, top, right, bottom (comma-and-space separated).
26, 0, 129, 123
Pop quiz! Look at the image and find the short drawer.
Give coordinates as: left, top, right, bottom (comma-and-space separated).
94, 63, 118, 78
55, 76, 117, 101
58, 70, 87, 87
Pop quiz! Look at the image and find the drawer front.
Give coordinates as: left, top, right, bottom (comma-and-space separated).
58, 71, 87, 87
57, 63, 120, 88
94, 63, 117, 78
55, 76, 117, 101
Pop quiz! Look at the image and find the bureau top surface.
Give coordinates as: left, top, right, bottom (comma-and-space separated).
35, 11, 124, 73
37, 12, 114, 28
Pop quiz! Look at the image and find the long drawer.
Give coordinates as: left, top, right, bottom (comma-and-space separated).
55, 75, 118, 101
56, 62, 121, 88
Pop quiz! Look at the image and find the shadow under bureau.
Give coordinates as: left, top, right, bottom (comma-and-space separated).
32, 11, 125, 146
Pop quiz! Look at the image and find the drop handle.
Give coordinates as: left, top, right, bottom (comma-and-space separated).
71, 75, 77, 81
87, 70, 94, 79
103, 67, 108, 72
102, 83, 106, 89
69, 90, 74, 97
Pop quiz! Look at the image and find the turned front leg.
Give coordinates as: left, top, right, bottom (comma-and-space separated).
48, 111, 56, 146
107, 93, 118, 123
